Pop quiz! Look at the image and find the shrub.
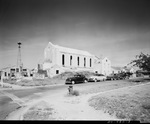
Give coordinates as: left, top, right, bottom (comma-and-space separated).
3, 85, 12, 88
21, 84, 25, 86
70, 90, 80, 96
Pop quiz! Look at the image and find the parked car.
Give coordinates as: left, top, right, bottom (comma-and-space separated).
65, 74, 88, 84
116, 73, 126, 80
88, 74, 107, 82
106, 74, 119, 80
117, 72, 132, 79
107, 73, 129, 80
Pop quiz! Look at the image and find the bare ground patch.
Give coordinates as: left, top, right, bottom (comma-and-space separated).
22, 101, 58, 120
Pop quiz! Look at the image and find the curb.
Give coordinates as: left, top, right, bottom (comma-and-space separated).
0, 83, 65, 91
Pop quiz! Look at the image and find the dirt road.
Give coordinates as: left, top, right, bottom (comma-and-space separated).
6, 88, 118, 120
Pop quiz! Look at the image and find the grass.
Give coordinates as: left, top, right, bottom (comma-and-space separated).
3, 77, 65, 87
0, 101, 20, 120
3, 71, 95, 87
88, 92, 150, 123
127, 77, 150, 84
142, 102, 150, 110
70, 90, 80, 96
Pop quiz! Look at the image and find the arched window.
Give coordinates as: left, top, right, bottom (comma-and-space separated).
70, 56, 72, 66
84, 57, 86, 67
5, 72, 7, 76
90, 58, 92, 67
56, 70, 59, 74
62, 54, 65, 66
77, 57, 79, 66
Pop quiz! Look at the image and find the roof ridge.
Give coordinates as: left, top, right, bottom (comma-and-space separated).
49, 42, 93, 56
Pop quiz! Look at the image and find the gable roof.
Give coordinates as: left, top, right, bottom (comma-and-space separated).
94, 56, 111, 63
0, 65, 31, 71
48, 42, 93, 57
0, 65, 16, 71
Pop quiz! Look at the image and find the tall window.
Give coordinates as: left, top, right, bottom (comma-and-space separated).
90, 58, 92, 67
56, 70, 59, 74
5, 72, 7, 76
70, 56, 72, 66
77, 57, 79, 66
84, 57, 86, 67
62, 54, 65, 66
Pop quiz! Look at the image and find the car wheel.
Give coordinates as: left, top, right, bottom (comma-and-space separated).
71, 81, 75, 84
84, 79, 87, 83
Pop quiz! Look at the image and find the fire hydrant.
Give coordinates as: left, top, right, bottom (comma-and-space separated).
68, 85, 73, 94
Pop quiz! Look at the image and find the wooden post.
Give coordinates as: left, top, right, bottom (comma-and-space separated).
1, 71, 4, 87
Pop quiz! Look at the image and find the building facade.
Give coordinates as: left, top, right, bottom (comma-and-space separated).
111, 66, 122, 74
43, 42, 95, 77
0, 66, 31, 80
43, 42, 111, 77
94, 57, 111, 76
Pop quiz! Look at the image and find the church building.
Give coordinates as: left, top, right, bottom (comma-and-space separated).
43, 42, 95, 77
43, 42, 112, 77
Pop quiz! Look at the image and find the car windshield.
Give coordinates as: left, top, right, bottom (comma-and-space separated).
74, 75, 81, 77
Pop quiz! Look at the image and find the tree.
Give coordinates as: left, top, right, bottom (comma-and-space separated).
129, 52, 150, 72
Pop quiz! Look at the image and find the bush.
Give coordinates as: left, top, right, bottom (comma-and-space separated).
70, 90, 80, 96
3, 85, 12, 88
53, 71, 95, 80
22, 84, 27, 86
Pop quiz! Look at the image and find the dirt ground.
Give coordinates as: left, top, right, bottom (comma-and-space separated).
5, 80, 150, 121
6, 89, 118, 120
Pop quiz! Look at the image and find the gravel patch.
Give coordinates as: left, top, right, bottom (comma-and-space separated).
23, 101, 57, 120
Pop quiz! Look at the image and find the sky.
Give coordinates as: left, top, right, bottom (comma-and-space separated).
0, 0, 150, 69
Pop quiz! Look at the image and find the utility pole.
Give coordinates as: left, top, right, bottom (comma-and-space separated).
17, 42, 23, 75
